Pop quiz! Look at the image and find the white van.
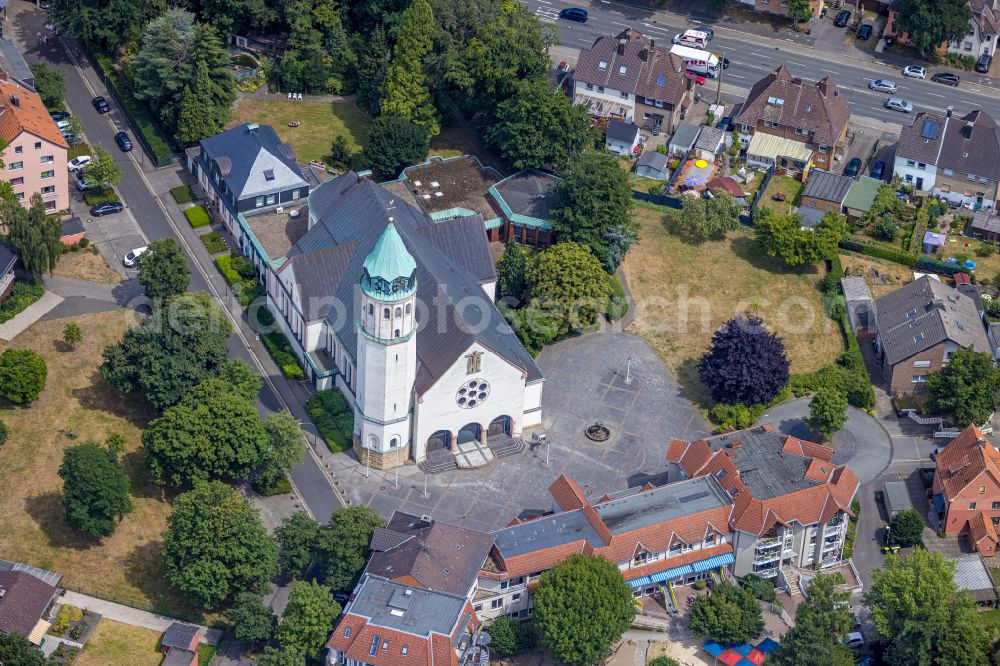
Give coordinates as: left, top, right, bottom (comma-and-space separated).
673, 30, 709, 49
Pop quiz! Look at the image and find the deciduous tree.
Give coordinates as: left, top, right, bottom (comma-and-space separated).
698, 315, 790, 405
30, 62, 65, 109
59, 440, 132, 537
927, 348, 1000, 427
315, 506, 384, 592
0, 630, 52, 665
770, 574, 855, 666
496, 241, 529, 303
361, 115, 429, 179
894, 0, 973, 59
328, 136, 353, 170
525, 242, 616, 336
754, 208, 843, 266
101, 291, 232, 410
63, 322, 83, 350
549, 151, 637, 272
865, 549, 988, 666
48, 0, 166, 51
6, 194, 62, 277
0, 348, 47, 404
671, 191, 743, 242
275, 511, 321, 579
256, 645, 306, 666
887, 509, 925, 548
532, 554, 635, 665
380, 0, 439, 136
689, 580, 764, 643
274, 581, 341, 661
143, 377, 268, 486
484, 76, 593, 171
807, 387, 849, 439
137, 238, 191, 301
87, 145, 123, 189
218, 358, 263, 402
162, 481, 278, 609
225, 592, 275, 646
255, 410, 306, 493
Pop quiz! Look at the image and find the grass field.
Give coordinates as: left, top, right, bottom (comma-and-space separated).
0, 312, 202, 621
622, 206, 844, 405
229, 98, 372, 163
52, 251, 122, 285
759, 175, 805, 214
839, 252, 912, 299
74, 620, 164, 666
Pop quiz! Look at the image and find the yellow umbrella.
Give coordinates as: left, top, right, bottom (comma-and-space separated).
695, 159, 708, 168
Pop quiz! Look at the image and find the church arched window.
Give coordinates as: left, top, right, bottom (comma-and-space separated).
390, 437, 400, 448
383, 307, 390, 319
368, 304, 374, 316
368, 435, 379, 449
394, 329, 401, 338
405, 303, 412, 315
394, 306, 402, 318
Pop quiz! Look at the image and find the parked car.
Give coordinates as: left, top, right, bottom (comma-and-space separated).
868, 79, 898, 93
692, 26, 714, 41
834, 10, 852, 27
91, 96, 110, 113
55, 118, 71, 131
902, 65, 926, 78
856, 24, 873, 40
90, 201, 123, 217
843, 632, 864, 652
977, 53, 993, 73
114, 131, 132, 152
49, 111, 70, 123
122, 246, 148, 268
885, 97, 914, 113
673, 30, 710, 48
931, 71, 961, 86
68, 155, 92, 172
717, 116, 735, 131
844, 157, 862, 178
558, 7, 588, 22
871, 160, 885, 180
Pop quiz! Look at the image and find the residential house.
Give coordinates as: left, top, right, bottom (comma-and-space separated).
693, 126, 726, 162
161, 623, 200, 666
573, 28, 693, 135
891, 0, 999, 62
187, 123, 311, 275
932, 425, 1000, 556
487, 169, 560, 249
668, 123, 701, 157
326, 513, 494, 665
473, 424, 860, 620
0, 78, 67, 213
873, 275, 991, 393
735, 66, 852, 174
843, 176, 883, 222
798, 169, 852, 226
606, 119, 641, 156
635, 150, 670, 180
0, 242, 17, 304
950, 553, 999, 607
0, 561, 62, 645
893, 109, 1000, 211
970, 210, 1000, 242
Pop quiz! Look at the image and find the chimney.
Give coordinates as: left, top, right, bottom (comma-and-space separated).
947, 106, 954, 117
10, 94, 18, 108
639, 47, 648, 62
650, 38, 656, 49
617, 40, 625, 56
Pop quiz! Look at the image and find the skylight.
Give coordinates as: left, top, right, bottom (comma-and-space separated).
656, 74, 666, 85
914, 333, 924, 342
619, 65, 627, 74
263, 168, 275, 181
598, 61, 608, 70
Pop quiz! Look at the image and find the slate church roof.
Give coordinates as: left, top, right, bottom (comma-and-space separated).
280, 171, 542, 395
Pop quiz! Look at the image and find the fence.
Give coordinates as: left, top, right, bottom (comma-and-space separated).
85, 47, 178, 168
631, 190, 682, 208
59, 582, 205, 625
747, 166, 775, 215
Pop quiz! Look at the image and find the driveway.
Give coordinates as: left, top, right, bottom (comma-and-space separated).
758, 397, 893, 484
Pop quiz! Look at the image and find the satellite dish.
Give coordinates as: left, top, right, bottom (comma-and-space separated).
289, 209, 300, 218
474, 632, 492, 646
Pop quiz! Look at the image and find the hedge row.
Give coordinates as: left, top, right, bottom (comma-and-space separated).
839, 236, 971, 278
0, 281, 44, 324
200, 231, 228, 254
260, 331, 305, 380
305, 389, 354, 454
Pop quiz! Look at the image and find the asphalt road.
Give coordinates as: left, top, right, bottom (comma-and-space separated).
527, 0, 1000, 125
20, 9, 341, 523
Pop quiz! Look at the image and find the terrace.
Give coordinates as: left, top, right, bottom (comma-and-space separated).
241, 203, 309, 263
390, 156, 502, 223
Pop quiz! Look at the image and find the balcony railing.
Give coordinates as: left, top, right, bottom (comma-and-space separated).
755, 552, 781, 565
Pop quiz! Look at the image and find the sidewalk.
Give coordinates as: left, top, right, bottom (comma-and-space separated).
0, 291, 63, 340
57, 590, 223, 645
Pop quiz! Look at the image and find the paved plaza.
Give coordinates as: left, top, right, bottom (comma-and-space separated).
323, 331, 710, 532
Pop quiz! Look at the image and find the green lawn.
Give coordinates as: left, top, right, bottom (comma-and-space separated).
229, 98, 372, 164
980, 608, 1000, 634
759, 175, 805, 214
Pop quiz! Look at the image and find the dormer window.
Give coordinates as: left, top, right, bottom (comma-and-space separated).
670, 542, 683, 554
705, 533, 717, 545
263, 168, 275, 181
598, 61, 608, 70
633, 549, 651, 565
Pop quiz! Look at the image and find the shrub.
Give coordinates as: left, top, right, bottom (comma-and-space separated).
254, 474, 292, 496
306, 389, 354, 453
260, 331, 305, 381
184, 205, 211, 228
0, 281, 44, 324
977, 244, 996, 257
693, 579, 707, 591
0, 348, 47, 404
53, 605, 83, 633
68, 142, 93, 160
83, 188, 119, 206
648, 659, 681, 666
200, 231, 228, 254
740, 574, 777, 603
231, 253, 256, 280
170, 185, 197, 204
0, 419, 8, 446
214, 255, 242, 285
709, 402, 763, 430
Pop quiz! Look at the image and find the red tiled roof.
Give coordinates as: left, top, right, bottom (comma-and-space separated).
0, 79, 67, 149
705, 177, 745, 198
935, 425, 1000, 501
968, 512, 998, 545
549, 475, 587, 511
500, 540, 592, 578
804, 458, 834, 483
667, 439, 688, 462
782, 435, 834, 461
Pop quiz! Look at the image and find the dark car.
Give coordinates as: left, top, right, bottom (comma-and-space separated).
717, 116, 734, 131
91, 96, 110, 113
693, 26, 715, 41
834, 10, 852, 27
871, 160, 885, 180
844, 157, 862, 178
90, 201, 123, 217
856, 24, 873, 40
931, 71, 961, 86
722, 57, 730, 69
49, 111, 70, 123
976, 53, 993, 73
558, 7, 588, 22
114, 131, 132, 152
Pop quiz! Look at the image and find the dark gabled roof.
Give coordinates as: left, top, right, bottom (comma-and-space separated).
491, 169, 560, 221
896, 112, 946, 165
198, 123, 308, 199
937, 110, 1000, 182
364, 513, 494, 597
670, 123, 701, 150
694, 126, 725, 152
0, 242, 17, 274
734, 66, 851, 146
0, 571, 57, 637
284, 172, 542, 395
161, 648, 197, 666
874, 275, 990, 365
636, 150, 669, 171
161, 623, 199, 650
801, 169, 854, 203
575, 28, 688, 105
606, 119, 639, 143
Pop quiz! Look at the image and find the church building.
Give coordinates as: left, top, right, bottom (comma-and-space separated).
267, 171, 544, 470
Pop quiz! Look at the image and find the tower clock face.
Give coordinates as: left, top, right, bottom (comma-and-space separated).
456, 378, 490, 408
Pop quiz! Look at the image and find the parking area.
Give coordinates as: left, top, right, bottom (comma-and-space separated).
810, 10, 886, 59
838, 123, 889, 179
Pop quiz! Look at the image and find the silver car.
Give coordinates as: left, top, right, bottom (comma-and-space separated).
869, 79, 898, 93
902, 65, 926, 78
885, 97, 914, 113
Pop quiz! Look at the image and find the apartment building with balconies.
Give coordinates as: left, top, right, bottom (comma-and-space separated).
0, 78, 67, 214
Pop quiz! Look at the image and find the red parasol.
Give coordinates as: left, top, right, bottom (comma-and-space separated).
718, 649, 742, 666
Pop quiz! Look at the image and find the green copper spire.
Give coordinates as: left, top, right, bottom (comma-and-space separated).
361, 222, 417, 301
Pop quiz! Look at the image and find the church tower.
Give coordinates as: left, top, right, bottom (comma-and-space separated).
354, 221, 418, 470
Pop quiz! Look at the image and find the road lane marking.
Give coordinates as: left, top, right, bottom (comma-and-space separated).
535, 7, 558, 22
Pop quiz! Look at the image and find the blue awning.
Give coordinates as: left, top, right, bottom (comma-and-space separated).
691, 552, 735, 573
628, 576, 652, 589
649, 564, 694, 584
933, 493, 945, 515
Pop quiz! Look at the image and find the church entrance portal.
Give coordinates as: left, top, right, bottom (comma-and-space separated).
488, 415, 511, 437
457, 423, 482, 445
427, 430, 452, 453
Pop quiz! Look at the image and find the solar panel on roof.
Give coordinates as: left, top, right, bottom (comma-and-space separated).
921, 120, 939, 140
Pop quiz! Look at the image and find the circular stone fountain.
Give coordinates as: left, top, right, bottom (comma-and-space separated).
585, 420, 611, 442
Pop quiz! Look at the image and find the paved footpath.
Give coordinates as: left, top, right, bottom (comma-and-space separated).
0, 291, 63, 340
57, 590, 223, 645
